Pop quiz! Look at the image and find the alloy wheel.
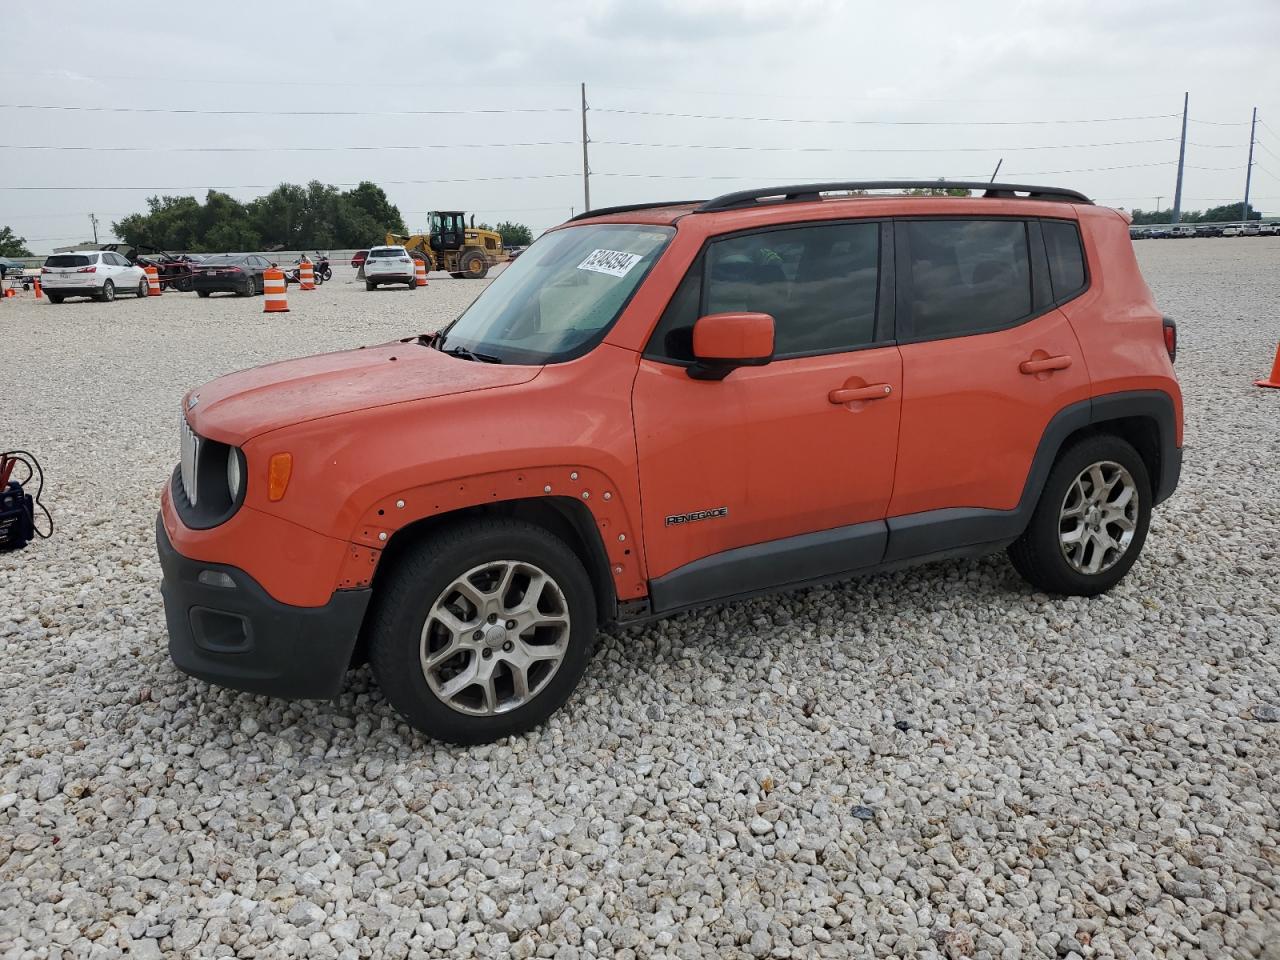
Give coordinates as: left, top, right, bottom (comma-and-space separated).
1058, 460, 1140, 575
420, 560, 571, 716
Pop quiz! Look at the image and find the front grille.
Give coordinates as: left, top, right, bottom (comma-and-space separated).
180, 417, 201, 506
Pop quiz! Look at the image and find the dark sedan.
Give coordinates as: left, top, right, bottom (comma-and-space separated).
192, 253, 272, 297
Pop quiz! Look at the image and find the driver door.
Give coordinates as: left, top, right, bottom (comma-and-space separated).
632, 220, 902, 609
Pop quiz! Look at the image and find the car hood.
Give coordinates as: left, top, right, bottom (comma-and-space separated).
185, 340, 540, 444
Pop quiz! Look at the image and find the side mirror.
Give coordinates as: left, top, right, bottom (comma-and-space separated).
689, 312, 775, 380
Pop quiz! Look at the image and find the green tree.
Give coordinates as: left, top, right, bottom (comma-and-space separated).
494, 221, 533, 246
111, 181, 409, 252
1199, 201, 1260, 222
0, 226, 32, 257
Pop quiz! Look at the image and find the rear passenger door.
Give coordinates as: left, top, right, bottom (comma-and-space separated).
888, 217, 1091, 525
632, 220, 903, 604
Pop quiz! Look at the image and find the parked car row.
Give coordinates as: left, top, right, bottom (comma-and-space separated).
1131, 223, 1277, 239
31, 250, 337, 303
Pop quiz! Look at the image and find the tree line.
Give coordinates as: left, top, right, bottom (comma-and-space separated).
111, 182, 408, 252
108, 182, 537, 253
1128, 202, 1261, 225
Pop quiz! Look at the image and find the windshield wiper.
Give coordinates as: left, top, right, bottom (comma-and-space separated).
441, 344, 503, 364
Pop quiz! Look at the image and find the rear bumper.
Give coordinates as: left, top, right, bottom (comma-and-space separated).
367, 273, 414, 282
157, 515, 370, 699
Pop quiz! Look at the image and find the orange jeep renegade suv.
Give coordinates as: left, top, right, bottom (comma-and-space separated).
158, 181, 1182, 744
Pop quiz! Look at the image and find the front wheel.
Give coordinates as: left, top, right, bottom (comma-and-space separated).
1008, 434, 1152, 596
136, 279, 148, 298
368, 518, 597, 745
320, 267, 332, 282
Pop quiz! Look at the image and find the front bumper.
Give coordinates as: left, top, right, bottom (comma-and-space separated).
157, 515, 370, 699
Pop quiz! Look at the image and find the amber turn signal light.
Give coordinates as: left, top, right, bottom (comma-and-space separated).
267, 453, 293, 502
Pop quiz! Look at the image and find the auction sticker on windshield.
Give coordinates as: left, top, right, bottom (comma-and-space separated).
578, 249, 644, 278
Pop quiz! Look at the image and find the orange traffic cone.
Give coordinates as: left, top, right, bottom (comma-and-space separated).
1257, 343, 1280, 389
298, 260, 315, 291
145, 266, 162, 296
414, 258, 428, 288
33, 277, 42, 299
263, 267, 289, 313
3, 287, 13, 298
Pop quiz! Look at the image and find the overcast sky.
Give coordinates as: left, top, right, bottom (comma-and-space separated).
3, 0, 1278, 253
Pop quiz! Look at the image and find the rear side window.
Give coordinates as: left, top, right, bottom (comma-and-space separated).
46, 254, 92, 267
1041, 220, 1087, 301
903, 220, 1031, 339
647, 221, 881, 361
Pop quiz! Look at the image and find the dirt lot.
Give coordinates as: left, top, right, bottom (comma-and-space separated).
2, 241, 1278, 959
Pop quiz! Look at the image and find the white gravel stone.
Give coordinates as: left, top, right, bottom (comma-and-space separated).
2, 244, 1279, 956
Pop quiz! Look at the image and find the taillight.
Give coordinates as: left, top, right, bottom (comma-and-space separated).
77, 266, 96, 273
1162, 316, 1177, 363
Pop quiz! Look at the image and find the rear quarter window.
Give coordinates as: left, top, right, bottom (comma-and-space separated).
1041, 220, 1087, 301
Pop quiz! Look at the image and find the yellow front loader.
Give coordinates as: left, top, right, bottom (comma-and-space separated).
387, 212, 506, 279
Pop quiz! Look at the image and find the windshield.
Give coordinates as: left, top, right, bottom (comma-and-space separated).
439, 223, 673, 364
200, 254, 246, 265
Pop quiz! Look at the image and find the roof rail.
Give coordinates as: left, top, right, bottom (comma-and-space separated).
568, 200, 699, 222
695, 181, 1092, 212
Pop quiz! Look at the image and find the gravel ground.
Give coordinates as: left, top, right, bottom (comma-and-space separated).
2, 241, 1278, 959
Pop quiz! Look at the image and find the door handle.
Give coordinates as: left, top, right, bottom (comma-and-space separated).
829, 383, 893, 404
1019, 354, 1073, 375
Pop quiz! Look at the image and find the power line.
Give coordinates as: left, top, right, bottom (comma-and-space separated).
0, 69, 576, 93
0, 141, 576, 153
0, 103, 575, 118
589, 81, 1177, 105
1255, 141, 1280, 163
593, 137, 1178, 154
0, 173, 579, 191
595, 161, 1175, 181
592, 107, 1179, 127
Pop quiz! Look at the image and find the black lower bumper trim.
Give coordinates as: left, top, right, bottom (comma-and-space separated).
156, 515, 370, 699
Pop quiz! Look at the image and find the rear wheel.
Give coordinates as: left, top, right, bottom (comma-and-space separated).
1008, 434, 1151, 596
197, 290, 211, 298
460, 250, 488, 279
366, 280, 377, 291
96, 280, 115, 303
368, 518, 597, 745
48, 293, 64, 304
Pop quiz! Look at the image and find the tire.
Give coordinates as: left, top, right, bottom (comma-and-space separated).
449, 272, 465, 280
97, 280, 115, 303
366, 280, 377, 291
368, 518, 598, 745
197, 290, 211, 298
48, 294, 64, 304
320, 267, 333, 282
235, 277, 254, 297
136, 279, 148, 298
460, 250, 488, 279
408, 278, 418, 289
1008, 434, 1152, 597
177, 277, 193, 293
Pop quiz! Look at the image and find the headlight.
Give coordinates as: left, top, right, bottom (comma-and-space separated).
226, 447, 243, 501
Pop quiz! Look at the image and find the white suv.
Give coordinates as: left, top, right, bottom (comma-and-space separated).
42, 250, 147, 303
364, 245, 419, 290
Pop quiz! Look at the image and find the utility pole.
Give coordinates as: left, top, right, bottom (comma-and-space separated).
1243, 106, 1257, 223
89, 212, 99, 244
1171, 92, 1188, 224
580, 82, 591, 213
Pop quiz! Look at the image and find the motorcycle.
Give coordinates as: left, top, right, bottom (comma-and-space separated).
285, 252, 332, 285
286, 253, 327, 286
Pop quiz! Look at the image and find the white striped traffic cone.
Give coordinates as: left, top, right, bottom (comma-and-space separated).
263, 267, 289, 313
